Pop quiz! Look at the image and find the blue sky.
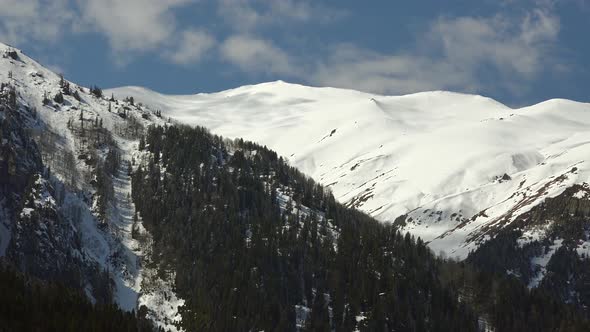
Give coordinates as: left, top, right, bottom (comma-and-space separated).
0, 0, 588, 106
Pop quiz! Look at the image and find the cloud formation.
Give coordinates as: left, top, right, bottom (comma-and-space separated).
0, 0, 73, 44
164, 29, 216, 65
217, 0, 346, 31
76, 0, 193, 52
213, 6, 560, 96
0, 0, 213, 65
0, 1, 566, 99
220, 35, 294, 75
310, 9, 560, 95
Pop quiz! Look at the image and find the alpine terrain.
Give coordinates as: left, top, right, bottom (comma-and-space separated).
110, 82, 590, 259
0, 41, 589, 331
110, 81, 590, 312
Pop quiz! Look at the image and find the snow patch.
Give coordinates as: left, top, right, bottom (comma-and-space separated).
139, 269, 185, 332
573, 190, 588, 199
529, 238, 563, 288
517, 221, 554, 247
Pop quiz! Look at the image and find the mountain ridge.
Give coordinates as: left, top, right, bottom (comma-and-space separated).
110, 80, 590, 111
109, 78, 590, 259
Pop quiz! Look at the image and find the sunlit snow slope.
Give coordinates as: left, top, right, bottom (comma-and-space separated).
109, 82, 590, 258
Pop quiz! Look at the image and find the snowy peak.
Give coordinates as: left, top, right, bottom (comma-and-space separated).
109, 81, 590, 259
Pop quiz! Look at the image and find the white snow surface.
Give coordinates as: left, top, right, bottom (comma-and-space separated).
109, 82, 590, 258
110, 139, 143, 311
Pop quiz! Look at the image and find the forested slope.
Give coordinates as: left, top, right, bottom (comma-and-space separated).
468, 184, 590, 317
0, 264, 153, 332
131, 124, 590, 331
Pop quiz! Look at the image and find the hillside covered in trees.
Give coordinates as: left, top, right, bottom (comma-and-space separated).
468, 184, 590, 318
0, 264, 153, 332
131, 124, 590, 331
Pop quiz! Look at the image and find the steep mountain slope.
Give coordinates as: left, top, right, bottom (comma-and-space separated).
0, 42, 179, 330
129, 123, 589, 331
467, 184, 590, 315
109, 83, 590, 259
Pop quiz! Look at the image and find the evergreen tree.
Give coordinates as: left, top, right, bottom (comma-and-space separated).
42, 91, 50, 105
53, 91, 64, 104
90, 85, 103, 98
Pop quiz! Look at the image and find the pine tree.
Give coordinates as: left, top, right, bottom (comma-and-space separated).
90, 85, 103, 98
79, 109, 85, 137
42, 91, 50, 105
8, 85, 16, 108
306, 291, 331, 331
53, 92, 64, 104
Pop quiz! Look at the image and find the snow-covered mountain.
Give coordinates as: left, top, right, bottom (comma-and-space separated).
109, 82, 590, 259
0, 42, 182, 330
3, 41, 590, 329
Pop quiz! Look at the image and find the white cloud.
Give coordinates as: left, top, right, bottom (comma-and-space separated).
430, 9, 559, 77
212, 3, 561, 96
309, 9, 560, 95
0, 0, 565, 96
0, 0, 73, 44
312, 45, 473, 95
165, 29, 216, 65
76, 0, 218, 66
220, 35, 295, 75
0, 0, 215, 65
217, 0, 263, 31
217, 0, 345, 31
75, 0, 195, 52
